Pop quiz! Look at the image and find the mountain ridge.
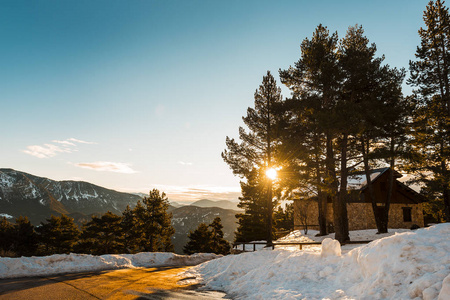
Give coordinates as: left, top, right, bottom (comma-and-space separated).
190, 199, 241, 210
0, 168, 142, 224
0, 168, 239, 254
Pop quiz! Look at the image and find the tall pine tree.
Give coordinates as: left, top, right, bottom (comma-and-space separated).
134, 189, 175, 252
222, 71, 284, 245
339, 25, 407, 233
409, 0, 450, 221
279, 24, 341, 236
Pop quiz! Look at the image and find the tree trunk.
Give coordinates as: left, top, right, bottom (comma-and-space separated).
361, 136, 388, 233
267, 183, 273, 246
334, 133, 350, 243
381, 138, 396, 233
314, 131, 327, 236
317, 190, 328, 236
441, 156, 450, 222
325, 131, 338, 236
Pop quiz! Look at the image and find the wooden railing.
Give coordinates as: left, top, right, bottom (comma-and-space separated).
232, 240, 373, 252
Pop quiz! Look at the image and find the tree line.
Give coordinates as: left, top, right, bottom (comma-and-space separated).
223, 0, 450, 244
0, 189, 230, 257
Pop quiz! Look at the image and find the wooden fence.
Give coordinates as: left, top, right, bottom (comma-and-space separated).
232, 240, 373, 252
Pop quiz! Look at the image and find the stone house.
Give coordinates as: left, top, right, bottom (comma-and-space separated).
293, 168, 426, 232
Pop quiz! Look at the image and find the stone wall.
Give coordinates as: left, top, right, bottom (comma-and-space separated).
293, 199, 320, 231
294, 200, 424, 232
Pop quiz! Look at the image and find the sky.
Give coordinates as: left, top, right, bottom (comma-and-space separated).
0, 0, 430, 203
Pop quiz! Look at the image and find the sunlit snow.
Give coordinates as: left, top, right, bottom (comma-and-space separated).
187, 224, 450, 300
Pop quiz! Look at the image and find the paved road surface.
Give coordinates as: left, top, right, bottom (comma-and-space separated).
0, 266, 229, 300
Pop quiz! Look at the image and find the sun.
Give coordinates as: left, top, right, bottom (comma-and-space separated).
265, 168, 277, 180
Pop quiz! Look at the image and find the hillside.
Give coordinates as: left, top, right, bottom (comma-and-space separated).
0, 169, 142, 224
0, 168, 239, 254
190, 199, 240, 211
171, 205, 238, 254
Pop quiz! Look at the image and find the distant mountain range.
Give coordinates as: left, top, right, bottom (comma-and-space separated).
0, 168, 142, 225
190, 199, 240, 211
0, 169, 239, 254
170, 205, 239, 253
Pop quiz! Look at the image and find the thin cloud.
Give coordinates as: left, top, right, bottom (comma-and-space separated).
23, 144, 73, 158
74, 161, 137, 174
23, 138, 96, 159
52, 140, 76, 146
68, 138, 96, 144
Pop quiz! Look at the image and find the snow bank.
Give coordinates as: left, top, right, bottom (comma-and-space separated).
321, 238, 341, 257
0, 252, 219, 279
188, 224, 450, 300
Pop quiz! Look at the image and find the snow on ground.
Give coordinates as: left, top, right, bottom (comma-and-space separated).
188, 224, 450, 300
235, 227, 412, 253
0, 252, 219, 279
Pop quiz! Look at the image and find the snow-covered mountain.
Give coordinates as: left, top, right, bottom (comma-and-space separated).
0, 168, 142, 224
0, 169, 239, 253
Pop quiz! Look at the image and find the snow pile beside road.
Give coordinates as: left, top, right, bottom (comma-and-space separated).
190, 224, 450, 300
0, 252, 219, 279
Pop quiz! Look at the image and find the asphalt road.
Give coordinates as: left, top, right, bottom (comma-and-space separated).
0, 266, 229, 300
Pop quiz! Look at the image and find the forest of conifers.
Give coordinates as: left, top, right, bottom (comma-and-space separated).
222, 0, 450, 243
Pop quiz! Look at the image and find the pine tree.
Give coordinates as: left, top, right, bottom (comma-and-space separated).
279, 24, 341, 236
408, 0, 450, 221
0, 217, 15, 256
183, 217, 230, 255
274, 203, 294, 234
234, 170, 271, 243
222, 71, 284, 245
338, 25, 407, 234
134, 189, 175, 252
279, 24, 342, 238
120, 205, 140, 253
12, 216, 38, 256
183, 223, 212, 254
78, 212, 123, 255
37, 214, 80, 254
208, 217, 230, 255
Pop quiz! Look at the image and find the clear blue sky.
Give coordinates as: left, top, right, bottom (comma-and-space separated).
0, 0, 428, 202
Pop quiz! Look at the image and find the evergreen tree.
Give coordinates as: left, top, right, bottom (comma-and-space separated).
234, 170, 271, 243
183, 223, 212, 254
134, 189, 175, 252
183, 217, 230, 255
408, 0, 450, 221
279, 24, 341, 236
120, 205, 140, 253
0, 217, 15, 255
222, 71, 284, 245
339, 25, 407, 233
78, 211, 123, 255
208, 217, 231, 255
12, 216, 38, 256
37, 214, 80, 255
274, 203, 294, 234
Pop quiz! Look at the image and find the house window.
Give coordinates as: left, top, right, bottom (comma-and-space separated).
402, 207, 412, 222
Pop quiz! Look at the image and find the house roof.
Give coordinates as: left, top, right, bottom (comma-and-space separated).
292, 168, 426, 204
347, 167, 426, 204
347, 167, 401, 191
